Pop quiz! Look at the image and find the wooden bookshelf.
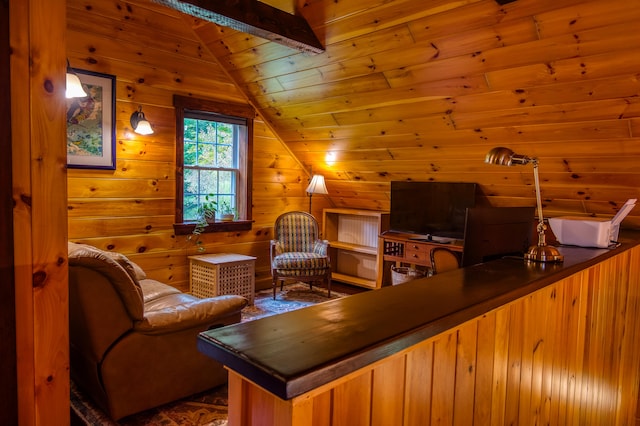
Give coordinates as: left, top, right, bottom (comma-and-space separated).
322, 208, 390, 289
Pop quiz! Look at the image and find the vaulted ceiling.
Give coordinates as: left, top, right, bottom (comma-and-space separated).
68, 0, 640, 227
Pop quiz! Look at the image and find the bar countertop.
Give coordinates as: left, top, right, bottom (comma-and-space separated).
197, 239, 639, 401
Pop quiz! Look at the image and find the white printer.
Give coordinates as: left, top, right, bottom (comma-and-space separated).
548, 199, 636, 248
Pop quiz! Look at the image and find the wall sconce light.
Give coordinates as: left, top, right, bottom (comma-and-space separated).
66, 60, 87, 99
130, 106, 154, 135
325, 151, 336, 166
485, 147, 563, 263
306, 174, 328, 214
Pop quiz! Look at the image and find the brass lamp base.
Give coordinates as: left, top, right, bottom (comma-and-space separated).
524, 244, 564, 263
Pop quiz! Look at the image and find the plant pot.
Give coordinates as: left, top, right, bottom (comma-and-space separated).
221, 214, 235, 222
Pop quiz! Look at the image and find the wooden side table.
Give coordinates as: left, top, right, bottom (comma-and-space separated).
189, 253, 256, 304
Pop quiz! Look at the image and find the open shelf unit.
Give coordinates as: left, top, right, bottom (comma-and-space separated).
322, 208, 390, 289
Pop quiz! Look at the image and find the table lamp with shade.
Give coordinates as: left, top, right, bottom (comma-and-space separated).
306, 174, 328, 214
484, 147, 563, 263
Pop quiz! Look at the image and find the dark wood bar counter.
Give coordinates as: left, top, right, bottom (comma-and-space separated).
198, 238, 640, 426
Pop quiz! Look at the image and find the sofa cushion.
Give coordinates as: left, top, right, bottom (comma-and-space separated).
139, 279, 182, 304
104, 251, 147, 282
135, 294, 248, 333
68, 242, 145, 321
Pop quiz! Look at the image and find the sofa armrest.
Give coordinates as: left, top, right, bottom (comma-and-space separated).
135, 294, 247, 334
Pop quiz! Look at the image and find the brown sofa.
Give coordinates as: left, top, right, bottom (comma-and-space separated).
68, 242, 248, 420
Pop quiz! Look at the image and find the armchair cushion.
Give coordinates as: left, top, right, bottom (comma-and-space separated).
272, 252, 330, 274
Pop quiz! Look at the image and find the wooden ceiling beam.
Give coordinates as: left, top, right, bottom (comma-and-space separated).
151, 0, 324, 54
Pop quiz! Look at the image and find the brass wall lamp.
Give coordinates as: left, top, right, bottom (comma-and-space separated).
485, 147, 563, 263
130, 106, 154, 135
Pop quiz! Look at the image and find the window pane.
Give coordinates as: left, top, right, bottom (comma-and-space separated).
198, 142, 215, 167
200, 170, 217, 195
217, 123, 233, 144
184, 142, 197, 166
218, 170, 235, 194
184, 194, 199, 221
219, 195, 234, 214
184, 169, 198, 195
184, 118, 198, 142
217, 143, 234, 168
198, 120, 217, 142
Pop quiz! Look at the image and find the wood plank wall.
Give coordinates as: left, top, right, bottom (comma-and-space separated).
228, 245, 640, 426
11, 0, 70, 423
193, 0, 640, 228
65, 0, 333, 292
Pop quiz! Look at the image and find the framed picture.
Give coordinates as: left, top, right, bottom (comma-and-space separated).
66, 69, 116, 169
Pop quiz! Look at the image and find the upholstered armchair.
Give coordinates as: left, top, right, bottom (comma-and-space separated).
270, 211, 332, 299
68, 242, 248, 420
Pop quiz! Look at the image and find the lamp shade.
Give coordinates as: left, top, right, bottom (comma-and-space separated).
485, 146, 532, 166
306, 175, 328, 194
130, 107, 154, 135
66, 67, 87, 99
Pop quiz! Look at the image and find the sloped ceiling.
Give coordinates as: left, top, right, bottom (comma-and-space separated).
78, 0, 640, 226
179, 0, 640, 226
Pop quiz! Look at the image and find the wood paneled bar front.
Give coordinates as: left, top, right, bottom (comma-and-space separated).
198, 236, 640, 426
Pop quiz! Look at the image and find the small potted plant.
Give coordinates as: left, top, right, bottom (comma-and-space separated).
219, 200, 236, 222
190, 195, 217, 252
199, 194, 218, 224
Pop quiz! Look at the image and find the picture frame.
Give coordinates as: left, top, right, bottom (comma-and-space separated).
66, 69, 116, 170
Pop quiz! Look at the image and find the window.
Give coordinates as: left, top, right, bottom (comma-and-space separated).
182, 114, 241, 221
173, 95, 254, 234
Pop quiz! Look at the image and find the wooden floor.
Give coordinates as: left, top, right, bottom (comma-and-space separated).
332, 281, 369, 295
308, 280, 370, 295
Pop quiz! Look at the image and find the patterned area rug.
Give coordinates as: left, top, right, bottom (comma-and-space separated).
71, 283, 344, 425
242, 282, 345, 321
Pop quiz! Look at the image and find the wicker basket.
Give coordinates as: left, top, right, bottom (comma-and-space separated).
391, 265, 426, 285
189, 254, 256, 304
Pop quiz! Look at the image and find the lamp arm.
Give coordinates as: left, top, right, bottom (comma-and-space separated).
532, 160, 547, 246
532, 161, 543, 225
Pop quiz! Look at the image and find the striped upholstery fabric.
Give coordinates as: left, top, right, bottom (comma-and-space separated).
270, 211, 331, 299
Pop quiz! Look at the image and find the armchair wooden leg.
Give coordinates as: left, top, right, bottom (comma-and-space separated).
272, 276, 277, 300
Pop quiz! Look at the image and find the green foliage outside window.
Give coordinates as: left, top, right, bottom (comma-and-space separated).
183, 118, 238, 222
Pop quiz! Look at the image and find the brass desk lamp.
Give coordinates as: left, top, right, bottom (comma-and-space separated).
485, 147, 563, 263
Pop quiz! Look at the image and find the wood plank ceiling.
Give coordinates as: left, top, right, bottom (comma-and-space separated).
114, 0, 640, 226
